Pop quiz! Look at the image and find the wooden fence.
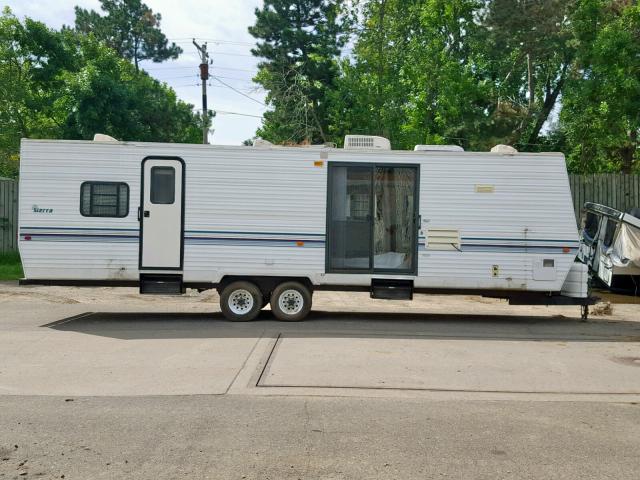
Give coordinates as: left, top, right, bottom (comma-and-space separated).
569, 174, 640, 223
0, 178, 18, 254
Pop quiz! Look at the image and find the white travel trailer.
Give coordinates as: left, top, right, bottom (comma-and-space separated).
18, 135, 593, 321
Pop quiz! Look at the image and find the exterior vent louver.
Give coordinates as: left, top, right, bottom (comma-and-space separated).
426, 228, 461, 251
344, 135, 391, 150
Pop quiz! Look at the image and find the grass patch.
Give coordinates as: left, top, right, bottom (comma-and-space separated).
0, 251, 23, 281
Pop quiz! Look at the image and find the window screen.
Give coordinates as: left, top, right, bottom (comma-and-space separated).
150, 166, 175, 204
80, 182, 129, 217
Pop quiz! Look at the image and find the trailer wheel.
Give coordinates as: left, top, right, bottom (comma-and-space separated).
270, 281, 312, 321
220, 281, 263, 322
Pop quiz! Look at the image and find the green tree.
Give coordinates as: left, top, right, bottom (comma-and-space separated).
0, 7, 75, 176
480, 0, 576, 149
327, 0, 418, 147
562, 0, 640, 173
74, 0, 182, 71
249, 0, 349, 144
0, 8, 201, 178
329, 0, 488, 150
55, 34, 200, 143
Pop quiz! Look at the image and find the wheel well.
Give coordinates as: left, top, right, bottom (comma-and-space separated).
217, 276, 313, 297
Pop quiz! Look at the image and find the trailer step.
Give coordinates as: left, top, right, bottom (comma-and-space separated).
140, 274, 184, 295
370, 279, 413, 300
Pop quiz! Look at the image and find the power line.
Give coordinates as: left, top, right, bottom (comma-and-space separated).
211, 76, 266, 106
144, 65, 258, 74
170, 38, 255, 47
215, 74, 256, 82
216, 110, 264, 119
210, 51, 254, 58
156, 74, 199, 80
212, 66, 258, 74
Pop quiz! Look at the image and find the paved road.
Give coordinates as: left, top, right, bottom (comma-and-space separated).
1, 287, 639, 479
2, 395, 640, 480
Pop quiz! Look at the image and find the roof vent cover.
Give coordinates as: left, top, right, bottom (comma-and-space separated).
93, 133, 118, 142
344, 135, 391, 150
491, 144, 518, 154
414, 145, 464, 152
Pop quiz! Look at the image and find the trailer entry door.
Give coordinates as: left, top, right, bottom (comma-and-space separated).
140, 157, 184, 270
327, 163, 419, 274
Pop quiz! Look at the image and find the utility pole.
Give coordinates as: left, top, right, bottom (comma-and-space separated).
193, 39, 210, 144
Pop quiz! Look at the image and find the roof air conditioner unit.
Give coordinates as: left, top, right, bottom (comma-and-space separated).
344, 135, 391, 150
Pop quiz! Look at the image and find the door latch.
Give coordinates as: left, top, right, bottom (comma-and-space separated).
137, 208, 150, 221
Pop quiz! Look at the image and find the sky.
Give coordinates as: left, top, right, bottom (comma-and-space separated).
5, 0, 266, 145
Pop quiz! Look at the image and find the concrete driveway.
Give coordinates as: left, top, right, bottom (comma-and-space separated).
1, 284, 639, 478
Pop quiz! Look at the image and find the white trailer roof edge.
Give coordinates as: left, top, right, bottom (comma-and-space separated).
19, 138, 565, 158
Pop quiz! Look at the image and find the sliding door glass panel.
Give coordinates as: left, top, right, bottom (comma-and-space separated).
373, 167, 416, 271
328, 166, 372, 270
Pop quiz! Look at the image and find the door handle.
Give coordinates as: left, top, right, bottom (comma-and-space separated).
144, 210, 150, 218
137, 207, 141, 222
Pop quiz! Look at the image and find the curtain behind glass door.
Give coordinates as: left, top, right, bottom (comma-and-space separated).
373, 167, 416, 271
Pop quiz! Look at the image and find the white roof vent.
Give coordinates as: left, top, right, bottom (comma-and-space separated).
93, 133, 118, 142
344, 135, 391, 150
491, 144, 518, 154
414, 145, 464, 152
252, 138, 274, 148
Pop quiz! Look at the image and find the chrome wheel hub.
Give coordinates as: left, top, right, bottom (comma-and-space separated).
229, 289, 254, 315
278, 289, 304, 315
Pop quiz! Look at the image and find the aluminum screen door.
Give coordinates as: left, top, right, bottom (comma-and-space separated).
140, 157, 184, 269
327, 163, 418, 274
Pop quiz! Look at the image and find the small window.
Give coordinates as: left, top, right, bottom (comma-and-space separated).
583, 212, 600, 241
603, 219, 617, 248
151, 166, 175, 204
80, 182, 129, 217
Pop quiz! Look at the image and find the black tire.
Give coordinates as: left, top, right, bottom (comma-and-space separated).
220, 281, 263, 322
270, 281, 312, 322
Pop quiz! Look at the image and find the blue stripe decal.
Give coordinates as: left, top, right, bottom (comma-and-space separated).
22, 233, 138, 239
19, 227, 579, 253
21, 226, 140, 232
419, 236, 578, 244
187, 229, 326, 237
461, 237, 577, 243
20, 226, 325, 237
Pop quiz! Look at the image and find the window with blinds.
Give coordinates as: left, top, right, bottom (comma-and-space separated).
80, 182, 129, 218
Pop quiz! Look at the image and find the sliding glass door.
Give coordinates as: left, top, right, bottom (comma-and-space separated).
327, 163, 418, 274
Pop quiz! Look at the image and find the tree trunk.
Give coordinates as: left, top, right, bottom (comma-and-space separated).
621, 129, 638, 174
526, 80, 562, 145
527, 53, 535, 111
134, 36, 140, 72
526, 63, 569, 145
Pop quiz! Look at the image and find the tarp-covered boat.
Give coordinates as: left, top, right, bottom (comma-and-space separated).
579, 202, 640, 289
